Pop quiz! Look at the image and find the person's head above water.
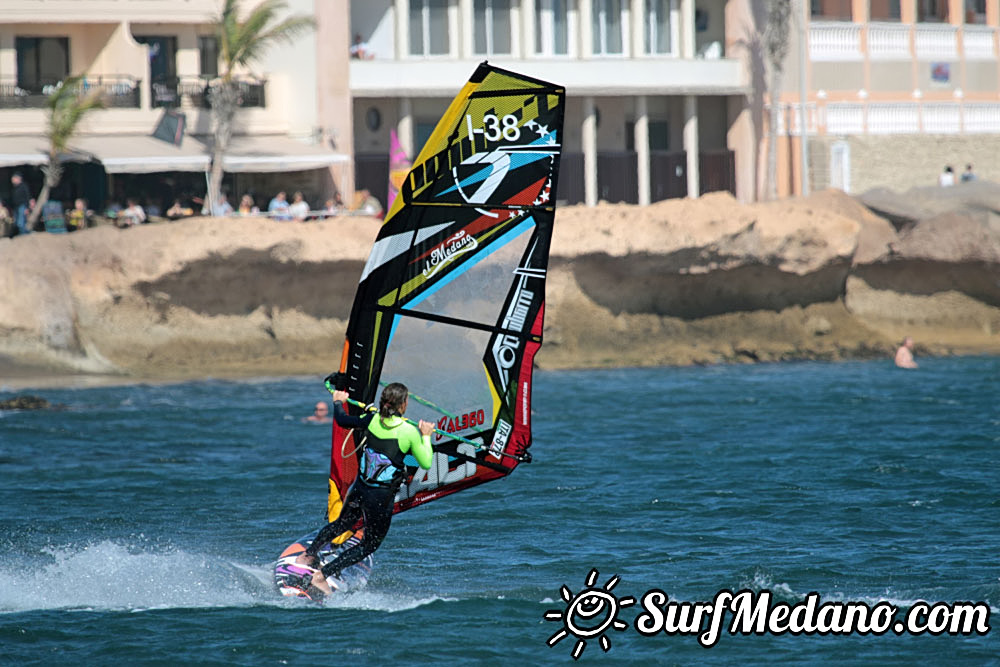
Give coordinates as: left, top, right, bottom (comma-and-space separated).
379, 382, 408, 418
314, 401, 328, 416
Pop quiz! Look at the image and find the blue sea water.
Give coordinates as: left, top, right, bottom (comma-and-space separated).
0, 357, 997, 665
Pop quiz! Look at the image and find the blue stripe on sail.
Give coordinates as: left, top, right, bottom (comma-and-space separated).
439, 141, 556, 198
385, 217, 536, 345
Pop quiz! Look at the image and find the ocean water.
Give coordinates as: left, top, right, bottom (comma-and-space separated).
0, 357, 997, 665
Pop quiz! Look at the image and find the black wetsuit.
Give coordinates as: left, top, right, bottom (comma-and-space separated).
304, 401, 431, 579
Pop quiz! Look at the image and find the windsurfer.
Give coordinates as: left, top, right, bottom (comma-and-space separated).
296, 382, 434, 594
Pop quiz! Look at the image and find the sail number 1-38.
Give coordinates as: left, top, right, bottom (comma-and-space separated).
466, 113, 521, 142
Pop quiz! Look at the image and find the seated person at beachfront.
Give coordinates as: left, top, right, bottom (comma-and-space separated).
268, 191, 291, 221
65, 198, 94, 231
288, 191, 310, 221
894, 336, 918, 369
350, 189, 383, 218
238, 194, 259, 216
117, 199, 146, 227
166, 199, 194, 220
303, 401, 332, 424
295, 383, 434, 595
0, 200, 12, 237
321, 193, 344, 219
211, 193, 234, 217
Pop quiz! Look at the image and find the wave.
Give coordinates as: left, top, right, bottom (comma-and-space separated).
0, 541, 447, 614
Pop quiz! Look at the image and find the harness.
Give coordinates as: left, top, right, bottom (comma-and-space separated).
358, 415, 408, 487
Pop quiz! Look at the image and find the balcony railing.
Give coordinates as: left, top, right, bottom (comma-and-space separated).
963, 25, 996, 59
809, 22, 862, 61
868, 22, 911, 60
0, 76, 140, 109
914, 24, 958, 59
165, 77, 267, 109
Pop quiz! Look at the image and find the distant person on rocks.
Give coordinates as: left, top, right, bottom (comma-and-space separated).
939, 165, 955, 187
288, 191, 310, 221
895, 336, 918, 369
303, 401, 332, 424
960, 164, 977, 183
268, 191, 291, 221
11, 172, 31, 235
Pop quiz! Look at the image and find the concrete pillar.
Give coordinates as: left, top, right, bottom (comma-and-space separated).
579, 0, 593, 57
522, 0, 536, 58
630, 0, 645, 57
459, 0, 473, 58
680, 0, 696, 58
395, 0, 410, 59
398, 97, 414, 158
317, 0, 353, 195
583, 95, 598, 206
0, 32, 16, 83
635, 95, 650, 205
684, 95, 699, 198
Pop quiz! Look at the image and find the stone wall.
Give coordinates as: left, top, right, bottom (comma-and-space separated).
809, 134, 1000, 194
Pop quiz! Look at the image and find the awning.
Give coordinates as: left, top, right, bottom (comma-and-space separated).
68, 135, 211, 173
0, 135, 49, 167
199, 135, 349, 173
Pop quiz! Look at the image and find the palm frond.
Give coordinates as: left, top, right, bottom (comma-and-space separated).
45, 76, 104, 153
218, 0, 314, 76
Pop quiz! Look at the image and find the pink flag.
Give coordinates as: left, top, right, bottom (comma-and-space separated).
387, 129, 411, 211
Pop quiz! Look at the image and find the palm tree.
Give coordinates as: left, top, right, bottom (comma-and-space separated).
763, 0, 791, 200
208, 0, 315, 210
28, 76, 104, 228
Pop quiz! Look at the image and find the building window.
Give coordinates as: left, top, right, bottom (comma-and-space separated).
475, 0, 512, 55
593, 0, 624, 55
870, 0, 901, 20
410, 0, 450, 56
200, 36, 219, 77
645, 0, 672, 54
964, 0, 986, 23
535, 0, 570, 55
810, 0, 852, 20
916, 0, 946, 22
15, 37, 70, 92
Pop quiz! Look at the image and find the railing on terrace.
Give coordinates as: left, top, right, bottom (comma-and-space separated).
868, 22, 911, 59
809, 22, 862, 60
921, 104, 961, 134
811, 21, 992, 62
824, 103, 865, 134
963, 25, 996, 59
169, 77, 267, 109
914, 24, 958, 59
0, 76, 140, 109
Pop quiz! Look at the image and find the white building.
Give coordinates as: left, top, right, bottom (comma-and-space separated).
344, 0, 753, 206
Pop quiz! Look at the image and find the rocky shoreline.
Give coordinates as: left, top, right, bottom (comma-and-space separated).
1, 185, 998, 388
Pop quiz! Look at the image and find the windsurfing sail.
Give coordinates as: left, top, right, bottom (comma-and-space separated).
326, 63, 564, 524
386, 129, 411, 211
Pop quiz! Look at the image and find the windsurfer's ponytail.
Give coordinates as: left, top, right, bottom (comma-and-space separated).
379, 382, 408, 418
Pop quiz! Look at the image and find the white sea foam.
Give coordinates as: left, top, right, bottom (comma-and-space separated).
0, 540, 447, 613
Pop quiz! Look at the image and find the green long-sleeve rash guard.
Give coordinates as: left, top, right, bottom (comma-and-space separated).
367, 415, 434, 470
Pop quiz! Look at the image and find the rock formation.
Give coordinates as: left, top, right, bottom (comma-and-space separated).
1, 186, 997, 383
